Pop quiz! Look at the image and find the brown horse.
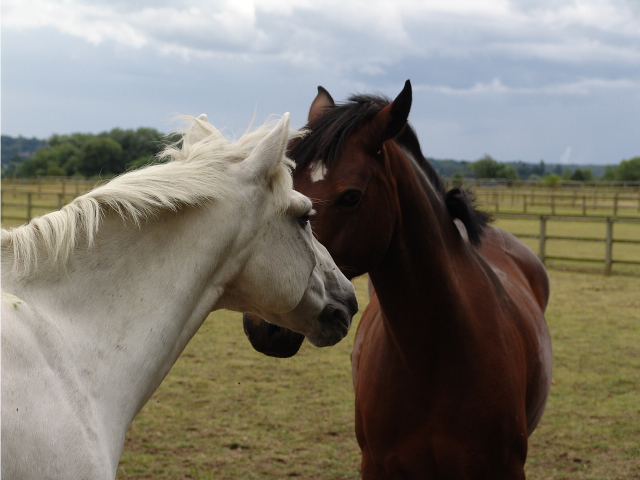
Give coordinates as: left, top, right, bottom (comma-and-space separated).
244, 80, 552, 479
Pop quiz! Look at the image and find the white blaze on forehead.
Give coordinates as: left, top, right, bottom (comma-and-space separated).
309, 160, 328, 182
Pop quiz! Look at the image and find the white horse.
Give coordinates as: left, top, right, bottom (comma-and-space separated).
1, 113, 358, 479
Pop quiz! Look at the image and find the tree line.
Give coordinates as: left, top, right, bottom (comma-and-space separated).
1, 128, 179, 179
431, 154, 640, 183
2, 130, 638, 183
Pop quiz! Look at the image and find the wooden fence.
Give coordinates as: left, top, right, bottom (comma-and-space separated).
449, 178, 640, 189
476, 189, 640, 217
495, 214, 640, 275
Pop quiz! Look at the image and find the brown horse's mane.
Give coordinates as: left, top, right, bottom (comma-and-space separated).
289, 93, 491, 244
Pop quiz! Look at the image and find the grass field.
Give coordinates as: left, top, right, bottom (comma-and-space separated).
115, 272, 640, 479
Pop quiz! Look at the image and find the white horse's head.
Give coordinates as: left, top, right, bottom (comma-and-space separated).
212, 114, 358, 346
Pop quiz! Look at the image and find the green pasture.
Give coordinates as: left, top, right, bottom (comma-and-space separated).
114, 272, 640, 479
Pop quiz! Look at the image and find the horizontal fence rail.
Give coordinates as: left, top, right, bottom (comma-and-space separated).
1, 192, 80, 223
494, 214, 640, 275
476, 189, 640, 218
446, 178, 640, 189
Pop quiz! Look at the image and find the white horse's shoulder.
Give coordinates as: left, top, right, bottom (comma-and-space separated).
2, 292, 111, 479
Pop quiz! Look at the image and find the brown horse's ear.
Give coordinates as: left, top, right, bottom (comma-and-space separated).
368, 79, 412, 142
308, 86, 335, 123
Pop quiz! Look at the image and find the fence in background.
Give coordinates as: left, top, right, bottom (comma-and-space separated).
476, 189, 640, 217
495, 214, 640, 275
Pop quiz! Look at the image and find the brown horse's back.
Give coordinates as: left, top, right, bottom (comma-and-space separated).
474, 225, 552, 434
476, 225, 550, 312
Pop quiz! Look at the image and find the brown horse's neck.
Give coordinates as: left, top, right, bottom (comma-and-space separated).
368, 145, 486, 362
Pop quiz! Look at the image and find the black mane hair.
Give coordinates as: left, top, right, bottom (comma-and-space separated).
289, 92, 491, 245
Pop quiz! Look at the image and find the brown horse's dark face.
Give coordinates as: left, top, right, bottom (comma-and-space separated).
293, 139, 395, 280
242, 81, 412, 357
292, 81, 412, 279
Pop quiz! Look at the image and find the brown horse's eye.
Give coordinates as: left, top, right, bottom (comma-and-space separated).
337, 189, 362, 209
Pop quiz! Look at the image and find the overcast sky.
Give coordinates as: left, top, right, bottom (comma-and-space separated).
2, 0, 639, 165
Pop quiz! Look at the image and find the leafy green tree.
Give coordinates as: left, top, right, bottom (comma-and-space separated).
451, 172, 464, 188
617, 156, 640, 181
106, 127, 165, 166
472, 154, 519, 180
570, 169, 593, 182
601, 165, 617, 181
18, 143, 81, 177
46, 164, 67, 176
78, 137, 124, 177
472, 154, 501, 178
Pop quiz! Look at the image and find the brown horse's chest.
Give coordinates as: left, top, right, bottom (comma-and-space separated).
353, 299, 530, 479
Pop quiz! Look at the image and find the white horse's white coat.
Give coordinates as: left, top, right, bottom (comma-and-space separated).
1, 114, 357, 479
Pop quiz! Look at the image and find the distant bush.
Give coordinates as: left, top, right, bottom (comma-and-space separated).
543, 173, 562, 188
472, 154, 519, 180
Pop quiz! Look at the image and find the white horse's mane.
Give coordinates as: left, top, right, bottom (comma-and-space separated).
2, 115, 298, 278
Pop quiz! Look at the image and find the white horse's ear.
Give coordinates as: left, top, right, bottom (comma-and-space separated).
245, 113, 290, 179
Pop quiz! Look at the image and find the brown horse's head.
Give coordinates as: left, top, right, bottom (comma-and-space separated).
243, 80, 489, 357
289, 80, 413, 279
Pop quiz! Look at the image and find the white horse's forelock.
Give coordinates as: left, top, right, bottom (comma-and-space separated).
1, 115, 299, 278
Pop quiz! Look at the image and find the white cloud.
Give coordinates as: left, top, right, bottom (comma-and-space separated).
3, 0, 639, 68
414, 77, 639, 96
560, 146, 573, 164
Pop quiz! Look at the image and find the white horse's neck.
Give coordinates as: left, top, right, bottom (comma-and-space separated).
4, 204, 246, 469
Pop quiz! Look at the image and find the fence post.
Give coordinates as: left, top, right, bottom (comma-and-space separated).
57, 194, 64, 210
551, 193, 556, 215
27, 193, 33, 222
613, 193, 618, 216
605, 218, 613, 276
539, 216, 547, 264
582, 196, 587, 216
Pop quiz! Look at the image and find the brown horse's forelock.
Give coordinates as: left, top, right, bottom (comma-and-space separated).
290, 92, 490, 244
289, 93, 390, 171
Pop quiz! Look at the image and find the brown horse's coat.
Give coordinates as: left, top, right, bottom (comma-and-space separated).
244, 80, 552, 479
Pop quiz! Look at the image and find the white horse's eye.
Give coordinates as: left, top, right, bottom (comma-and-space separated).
298, 208, 315, 228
